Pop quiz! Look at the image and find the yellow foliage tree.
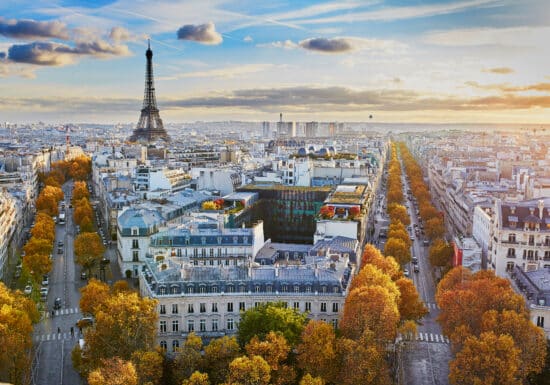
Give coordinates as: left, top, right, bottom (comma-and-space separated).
296, 320, 337, 383
88, 357, 138, 385
384, 237, 411, 265
74, 232, 105, 275
225, 355, 271, 385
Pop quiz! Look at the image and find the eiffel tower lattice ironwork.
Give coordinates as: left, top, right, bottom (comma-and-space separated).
129, 40, 169, 143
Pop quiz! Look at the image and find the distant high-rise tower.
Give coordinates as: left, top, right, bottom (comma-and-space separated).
262, 121, 271, 138
129, 40, 169, 143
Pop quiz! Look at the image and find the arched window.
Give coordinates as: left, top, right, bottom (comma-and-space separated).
159, 286, 167, 295
160, 340, 167, 350
172, 340, 180, 352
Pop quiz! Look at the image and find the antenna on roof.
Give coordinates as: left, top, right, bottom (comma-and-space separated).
148, 38, 150, 50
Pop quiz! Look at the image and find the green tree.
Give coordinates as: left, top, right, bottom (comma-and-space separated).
237, 302, 307, 347
172, 333, 204, 385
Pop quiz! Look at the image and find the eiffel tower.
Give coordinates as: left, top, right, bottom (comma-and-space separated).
129, 40, 169, 143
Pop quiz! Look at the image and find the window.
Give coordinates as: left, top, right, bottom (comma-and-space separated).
227, 302, 234, 312
227, 285, 234, 293
529, 235, 535, 245
188, 304, 194, 313
131, 228, 138, 236
320, 303, 327, 312
545, 236, 550, 246
172, 320, 179, 332
171, 286, 179, 294
507, 248, 516, 258
332, 303, 339, 313
536, 316, 544, 328
545, 251, 550, 260
159, 321, 166, 333
255, 285, 260, 293
293, 302, 299, 310
159, 286, 167, 295
282, 285, 288, 293
172, 340, 179, 352
305, 302, 311, 312
227, 318, 234, 330
331, 319, 338, 329
187, 286, 194, 294
212, 319, 218, 331
200, 319, 206, 332
172, 304, 178, 314
239, 302, 245, 311
132, 250, 139, 262
506, 262, 515, 272
188, 320, 195, 332
132, 239, 139, 249
212, 303, 218, 312
508, 234, 516, 243
160, 305, 166, 314
160, 340, 167, 350
211, 286, 218, 293
294, 285, 300, 293
200, 303, 206, 313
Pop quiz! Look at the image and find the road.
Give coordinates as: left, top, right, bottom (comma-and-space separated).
399, 168, 451, 385
31, 181, 84, 385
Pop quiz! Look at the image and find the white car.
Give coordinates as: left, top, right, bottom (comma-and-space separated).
403, 269, 410, 277
23, 285, 32, 295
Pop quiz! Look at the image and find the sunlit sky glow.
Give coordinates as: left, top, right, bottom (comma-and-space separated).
1, 0, 549, 124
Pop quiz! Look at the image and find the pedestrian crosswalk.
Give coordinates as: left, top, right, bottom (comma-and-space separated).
397, 332, 450, 344
34, 332, 80, 342
426, 302, 440, 310
45, 307, 80, 318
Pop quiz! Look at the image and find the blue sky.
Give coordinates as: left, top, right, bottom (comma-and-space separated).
0, 0, 549, 123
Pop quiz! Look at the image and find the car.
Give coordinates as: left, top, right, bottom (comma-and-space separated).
412, 257, 418, 265
69, 203, 73, 208
57, 240, 64, 247
76, 317, 94, 329
414, 265, 420, 273
423, 240, 430, 247
14, 268, 21, 279
23, 285, 32, 295
80, 271, 88, 280
403, 269, 410, 277
57, 247, 63, 254
54, 297, 62, 310
40, 287, 48, 296
42, 276, 49, 286
410, 236, 415, 241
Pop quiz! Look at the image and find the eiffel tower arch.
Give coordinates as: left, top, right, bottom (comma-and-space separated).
129, 41, 170, 143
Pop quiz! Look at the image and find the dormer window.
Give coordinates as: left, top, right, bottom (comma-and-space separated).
201, 237, 206, 245
217, 237, 222, 244
510, 206, 516, 214
131, 227, 138, 236
233, 236, 238, 244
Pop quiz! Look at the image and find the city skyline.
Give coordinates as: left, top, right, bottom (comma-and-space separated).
0, 0, 549, 124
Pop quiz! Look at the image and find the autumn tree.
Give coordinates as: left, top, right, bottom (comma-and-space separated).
480, 310, 546, 379
203, 336, 241, 385
23, 251, 52, 281
36, 191, 59, 216
361, 244, 402, 280
386, 226, 411, 248
237, 302, 307, 347
296, 320, 337, 383
74, 199, 93, 226
0, 282, 39, 385
299, 374, 325, 385
429, 239, 453, 267
88, 357, 138, 385
24, 237, 53, 257
336, 333, 391, 385
74, 232, 105, 275
225, 355, 271, 385
384, 237, 411, 265
31, 213, 56, 242
44, 176, 61, 188
73, 181, 90, 202
449, 332, 521, 385
395, 277, 428, 322
80, 216, 94, 233
387, 203, 410, 226
78, 292, 158, 374
130, 350, 163, 385
425, 217, 445, 240
80, 279, 111, 315
245, 332, 294, 385
340, 285, 400, 343
349, 264, 400, 301
183, 371, 210, 385
172, 333, 204, 385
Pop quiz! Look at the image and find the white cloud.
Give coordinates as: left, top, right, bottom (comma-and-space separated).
243, 35, 253, 42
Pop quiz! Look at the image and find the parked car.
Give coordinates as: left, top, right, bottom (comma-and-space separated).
76, 317, 94, 329
57, 240, 64, 247
412, 257, 418, 265
54, 297, 62, 310
42, 275, 49, 286
80, 271, 88, 280
403, 269, 410, 277
423, 240, 430, 247
57, 247, 63, 254
414, 265, 420, 273
23, 285, 32, 295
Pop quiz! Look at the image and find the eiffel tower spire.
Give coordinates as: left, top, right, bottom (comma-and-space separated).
129, 40, 169, 143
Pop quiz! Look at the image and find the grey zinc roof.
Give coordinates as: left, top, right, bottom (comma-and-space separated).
118, 208, 164, 235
